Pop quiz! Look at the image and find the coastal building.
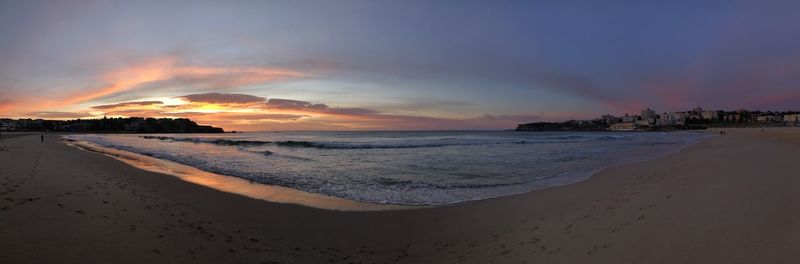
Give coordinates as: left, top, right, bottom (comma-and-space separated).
621, 114, 637, 123
641, 108, 656, 124
701, 111, 720, 120
601, 114, 621, 124
684, 107, 705, 121
757, 115, 781, 122
663, 112, 688, 125
609, 122, 636, 131
784, 114, 800, 126
783, 114, 800, 122
724, 114, 741, 122
0, 119, 15, 131
656, 117, 675, 126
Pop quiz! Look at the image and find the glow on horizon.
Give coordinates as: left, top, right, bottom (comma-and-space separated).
0, 55, 574, 131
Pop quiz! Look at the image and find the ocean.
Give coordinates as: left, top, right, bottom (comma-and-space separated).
65, 131, 711, 206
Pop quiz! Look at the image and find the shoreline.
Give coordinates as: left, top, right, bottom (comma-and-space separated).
60, 131, 711, 210
63, 138, 412, 212
4, 128, 800, 263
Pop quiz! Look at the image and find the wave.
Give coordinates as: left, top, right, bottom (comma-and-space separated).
139, 135, 626, 150
374, 177, 528, 190
64, 132, 709, 206
140, 136, 271, 146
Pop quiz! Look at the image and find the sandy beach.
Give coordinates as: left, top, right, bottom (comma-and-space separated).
2, 128, 800, 263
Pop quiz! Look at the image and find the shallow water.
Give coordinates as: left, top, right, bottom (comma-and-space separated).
66, 131, 711, 205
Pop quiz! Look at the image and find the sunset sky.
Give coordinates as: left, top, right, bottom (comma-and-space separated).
2, 1, 800, 130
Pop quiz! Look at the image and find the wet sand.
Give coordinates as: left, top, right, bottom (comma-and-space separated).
2, 128, 800, 263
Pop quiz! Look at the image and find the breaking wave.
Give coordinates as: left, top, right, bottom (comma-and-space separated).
139, 135, 627, 149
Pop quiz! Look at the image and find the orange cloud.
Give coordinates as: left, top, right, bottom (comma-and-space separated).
91, 101, 164, 110
7, 88, 571, 131
64, 58, 176, 105
3, 56, 304, 115
26, 111, 93, 119
72, 57, 302, 104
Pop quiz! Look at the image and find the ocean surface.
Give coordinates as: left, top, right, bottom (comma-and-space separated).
65, 131, 710, 206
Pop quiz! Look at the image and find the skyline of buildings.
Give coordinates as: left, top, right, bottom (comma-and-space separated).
4, 106, 800, 132
603, 107, 800, 131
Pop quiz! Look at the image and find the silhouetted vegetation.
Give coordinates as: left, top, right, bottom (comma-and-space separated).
0, 117, 224, 133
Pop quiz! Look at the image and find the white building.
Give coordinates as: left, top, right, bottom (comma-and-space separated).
757, 115, 781, 122
663, 112, 688, 125
783, 114, 800, 122
701, 111, 720, 120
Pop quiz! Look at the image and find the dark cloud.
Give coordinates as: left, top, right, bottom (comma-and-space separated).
335, 113, 549, 130
327, 107, 379, 115
70, 93, 569, 130
218, 113, 308, 121
180, 93, 266, 104
91, 101, 163, 110
263, 97, 551, 130
265, 98, 378, 115
265, 99, 328, 110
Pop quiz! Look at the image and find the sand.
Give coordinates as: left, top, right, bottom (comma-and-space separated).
1, 128, 800, 263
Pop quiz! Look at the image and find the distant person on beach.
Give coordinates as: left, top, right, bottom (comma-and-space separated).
41, 134, 44, 142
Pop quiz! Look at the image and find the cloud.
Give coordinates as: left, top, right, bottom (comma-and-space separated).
0, 99, 14, 113
179, 93, 265, 104
0, 56, 306, 115
91, 101, 164, 110
265, 98, 378, 115
80, 93, 555, 130
28, 111, 92, 119
258, 97, 569, 130
738, 90, 800, 110
219, 113, 308, 121
11, 85, 577, 131
265, 99, 329, 110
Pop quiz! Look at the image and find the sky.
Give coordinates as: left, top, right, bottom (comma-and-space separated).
2, 0, 800, 131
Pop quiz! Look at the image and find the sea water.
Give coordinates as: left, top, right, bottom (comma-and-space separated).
66, 131, 710, 206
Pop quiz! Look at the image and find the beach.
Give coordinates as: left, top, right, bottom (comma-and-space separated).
2, 128, 800, 263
